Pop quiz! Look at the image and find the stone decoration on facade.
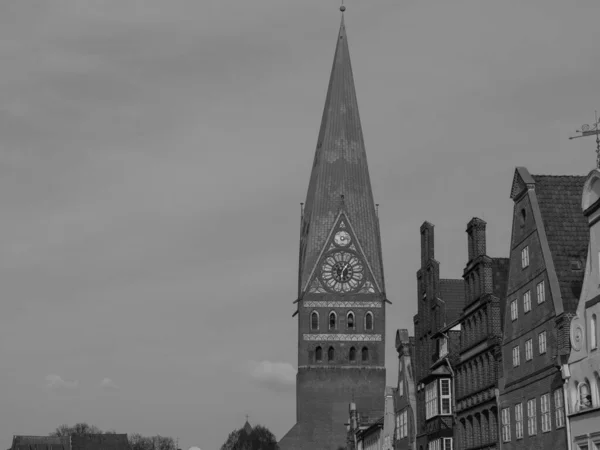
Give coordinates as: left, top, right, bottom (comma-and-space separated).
565, 166, 600, 450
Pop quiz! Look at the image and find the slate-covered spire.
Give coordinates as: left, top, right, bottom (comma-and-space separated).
299, 13, 384, 295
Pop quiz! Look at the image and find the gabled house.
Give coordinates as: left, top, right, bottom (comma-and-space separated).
394, 329, 416, 450
413, 222, 464, 450
453, 217, 509, 450
498, 167, 588, 450
566, 166, 600, 450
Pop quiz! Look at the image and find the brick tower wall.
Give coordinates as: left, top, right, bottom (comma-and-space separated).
297, 367, 386, 448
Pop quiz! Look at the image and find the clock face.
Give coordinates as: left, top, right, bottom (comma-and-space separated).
321, 251, 364, 293
334, 231, 351, 247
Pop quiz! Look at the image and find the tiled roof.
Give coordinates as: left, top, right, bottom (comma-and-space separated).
440, 279, 465, 325
299, 14, 383, 293
532, 175, 588, 313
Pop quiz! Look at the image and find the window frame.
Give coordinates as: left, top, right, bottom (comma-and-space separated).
425, 381, 439, 419
554, 388, 565, 429
539, 330, 547, 355
310, 311, 319, 331
515, 403, 523, 439
364, 311, 374, 331
440, 378, 452, 414
328, 311, 337, 330
501, 407, 511, 442
512, 345, 520, 367
591, 314, 598, 350
536, 280, 545, 304
527, 398, 537, 436
347, 311, 355, 330
521, 246, 530, 268
511, 299, 518, 321
541, 393, 551, 433
525, 339, 533, 361
523, 290, 532, 313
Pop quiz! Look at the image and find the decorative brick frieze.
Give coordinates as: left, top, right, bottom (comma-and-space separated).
303, 300, 382, 308
303, 333, 382, 341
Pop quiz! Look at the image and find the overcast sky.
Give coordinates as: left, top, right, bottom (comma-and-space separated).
1, 0, 599, 449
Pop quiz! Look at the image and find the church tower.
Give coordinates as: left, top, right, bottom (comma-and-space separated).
279, 9, 387, 450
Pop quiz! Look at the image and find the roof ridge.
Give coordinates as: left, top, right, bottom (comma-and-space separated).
440, 278, 464, 283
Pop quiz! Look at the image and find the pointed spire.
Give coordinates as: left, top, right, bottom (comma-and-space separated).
299, 12, 384, 295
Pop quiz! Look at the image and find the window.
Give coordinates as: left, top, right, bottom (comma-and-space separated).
328, 346, 335, 362
329, 311, 337, 330
525, 339, 533, 361
515, 403, 523, 439
536, 281, 545, 304
399, 378, 404, 396
315, 346, 322, 362
442, 438, 452, 450
511, 300, 518, 321
311, 311, 319, 330
523, 290, 531, 313
439, 337, 448, 358
361, 346, 369, 362
521, 246, 530, 268
512, 345, 520, 367
579, 381, 592, 410
347, 311, 355, 330
425, 381, 439, 419
395, 413, 400, 440
539, 331, 547, 354
365, 312, 373, 330
397, 410, 408, 439
541, 393, 551, 432
592, 314, 598, 350
440, 379, 452, 414
501, 408, 511, 442
527, 398, 537, 436
554, 388, 565, 428
520, 208, 527, 227
349, 346, 356, 362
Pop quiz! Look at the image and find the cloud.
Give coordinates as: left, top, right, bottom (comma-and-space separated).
99, 377, 119, 391
45, 374, 78, 391
247, 360, 296, 392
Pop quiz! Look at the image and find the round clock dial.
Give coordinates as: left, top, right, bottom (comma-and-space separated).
334, 230, 351, 247
321, 251, 364, 293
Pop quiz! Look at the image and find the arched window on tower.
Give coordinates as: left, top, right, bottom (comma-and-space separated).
315, 346, 323, 362
362, 346, 369, 361
347, 311, 355, 330
329, 311, 337, 330
328, 346, 335, 362
365, 312, 373, 331
591, 314, 597, 350
311, 311, 319, 331
349, 347, 356, 362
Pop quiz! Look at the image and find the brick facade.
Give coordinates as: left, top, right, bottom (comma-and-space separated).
454, 218, 509, 450
498, 168, 587, 450
394, 330, 417, 450
413, 222, 464, 450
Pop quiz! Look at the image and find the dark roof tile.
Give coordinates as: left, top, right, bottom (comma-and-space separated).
532, 175, 588, 313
